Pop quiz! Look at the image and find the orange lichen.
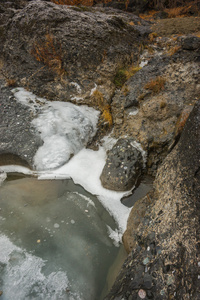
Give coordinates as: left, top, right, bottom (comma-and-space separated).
31, 33, 65, 76
144, 76, 166, 94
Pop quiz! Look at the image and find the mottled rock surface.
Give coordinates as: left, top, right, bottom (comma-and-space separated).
105, 100, 200, 299
111, 39, 200, 175
1, 1, 150, 103
100, 139, 143, 191
0, 80, 42, 168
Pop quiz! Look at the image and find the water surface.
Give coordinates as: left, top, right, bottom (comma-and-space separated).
0, 176, 125, 300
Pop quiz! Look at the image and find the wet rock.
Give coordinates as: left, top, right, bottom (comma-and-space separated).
100, 139, 143, 191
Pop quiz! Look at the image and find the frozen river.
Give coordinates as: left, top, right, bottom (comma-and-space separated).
0, 175, 126, 300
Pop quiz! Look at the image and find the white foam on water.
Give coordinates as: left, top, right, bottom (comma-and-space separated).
0, 234, 79, 300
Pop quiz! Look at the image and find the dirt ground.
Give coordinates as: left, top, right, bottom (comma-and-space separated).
151, 16, 200, 36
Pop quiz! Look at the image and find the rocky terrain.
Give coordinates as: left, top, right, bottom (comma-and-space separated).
0, 0, 200, 299
106, 99, 200, 300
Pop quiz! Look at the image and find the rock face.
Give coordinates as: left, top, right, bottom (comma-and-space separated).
1, 1, 150, 103
111, 38, 200, 174
100, 139, 143, 191
105, 100, 200, 299
0, 80, 42, 168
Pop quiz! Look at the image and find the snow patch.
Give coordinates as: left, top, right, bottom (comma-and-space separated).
32, 101, 99, 170
129, 108, 139, 116
69, 82, 82, 94
12, 87, 47, 113
107, 226, 122, 247
38, 147, 132, 234
90, 83, 97, 96
131, 140, 147, 168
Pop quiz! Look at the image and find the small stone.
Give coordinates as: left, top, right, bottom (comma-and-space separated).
138, 289, 146, 299
143, 257, 150, 265
167, 275, 174, 286
37, 239, 41, 243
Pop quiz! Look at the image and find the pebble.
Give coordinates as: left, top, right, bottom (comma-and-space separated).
143, 257, 150, 265
138, 289, 146, 299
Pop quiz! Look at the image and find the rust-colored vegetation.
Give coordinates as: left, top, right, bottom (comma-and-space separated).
114, 65, 141, 88
0, 68, 17, 87
31, 33, 65, 76
91, 90, 112, 127
167, 45, 181, 56
144, 76, 166, 94
165, 1, 200, 18
175, 109, 190, 137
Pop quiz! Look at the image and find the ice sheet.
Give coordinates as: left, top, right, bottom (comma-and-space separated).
0, 234, 79, 300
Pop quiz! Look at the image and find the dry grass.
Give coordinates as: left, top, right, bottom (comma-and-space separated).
149, 32, 158, 42
144, 76, 166, 94
167, 45, 181, 56
164, 1, 200, 18
175, 110, 190, 136
31, 33, 65, 76
6, 79, 17, 87
165, 6, 185, 18
139, 10, 157, 21
91, 90, 112, 127
0, 67, 17, 87
114, 65, 141, 88
51, 0, 93, 5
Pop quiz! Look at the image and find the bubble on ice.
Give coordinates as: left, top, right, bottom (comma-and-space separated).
54, 223, 60, 228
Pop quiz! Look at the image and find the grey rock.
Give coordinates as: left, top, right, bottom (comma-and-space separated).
105, 100, 200, 299
181, 35, 200, 50
100, 139, 143, 191
1, 1, 150, 103
0, 81, 42, 168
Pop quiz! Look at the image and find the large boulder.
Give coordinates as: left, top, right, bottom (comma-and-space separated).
1, 1, 150, 103
105, 99, 200, 299
100, 139, 143, 191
